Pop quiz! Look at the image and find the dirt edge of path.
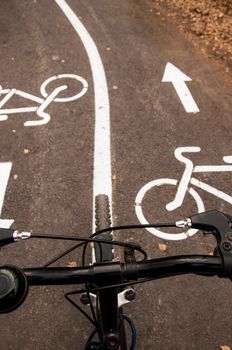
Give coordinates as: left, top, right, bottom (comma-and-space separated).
150, 0, 232, 86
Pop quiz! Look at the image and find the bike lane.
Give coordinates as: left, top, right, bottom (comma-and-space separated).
0, 1, 98, 349
0, 0, 232, 349
67, 0, 232, 349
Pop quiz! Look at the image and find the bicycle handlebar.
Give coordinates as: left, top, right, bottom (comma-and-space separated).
0, 255, 223, 313
0, 209, 232, 313
22, 255, 222, 287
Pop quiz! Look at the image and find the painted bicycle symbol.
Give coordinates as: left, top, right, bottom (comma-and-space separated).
135, 146, 232, 240
0, 74, 88, 126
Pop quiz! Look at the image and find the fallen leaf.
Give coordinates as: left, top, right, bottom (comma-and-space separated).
220, 346, 231, 350
67, 261, 78, 267
61, 59, 66, 63
158, 243, 167, 252
112, 85, 118, 90
24, 149, 30, 154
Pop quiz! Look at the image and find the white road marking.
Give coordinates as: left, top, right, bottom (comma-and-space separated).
25, 85, 67, 126
162, 62, 200, 113
191, 177, 232, 205
0, 107, 38, 115
55, 1, 112, 228
223, 156, 232, 164
40, 74, 88, 102
0, 74, 88, 126
135, 178, 204, 240
0, 162, 14, 228
16, 90, 44, 104
135, 145, 232, 240
194, 165, 232, 172
0, 89, 17, 109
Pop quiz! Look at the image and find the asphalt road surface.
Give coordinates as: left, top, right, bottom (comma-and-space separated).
0, 0, 232, 349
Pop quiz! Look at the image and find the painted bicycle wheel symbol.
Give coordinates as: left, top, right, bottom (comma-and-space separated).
40, 74, 88, 102
135, 146, 232, 240
0, 73, 88, 126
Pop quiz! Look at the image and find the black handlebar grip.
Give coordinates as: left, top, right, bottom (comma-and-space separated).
0, 228, 15, 247
0, 266, 28, 313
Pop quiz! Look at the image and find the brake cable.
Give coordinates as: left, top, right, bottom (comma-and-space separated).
40, 223, 176, 267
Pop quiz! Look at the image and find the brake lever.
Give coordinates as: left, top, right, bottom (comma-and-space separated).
189, 210, 232, 279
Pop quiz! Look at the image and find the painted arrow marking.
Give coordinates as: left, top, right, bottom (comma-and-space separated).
0, 162, 14, 228
162, 62, 200, 113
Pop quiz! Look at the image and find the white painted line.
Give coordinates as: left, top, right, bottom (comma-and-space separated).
0, 163, 12, 213
0, 115, 8, 121
0, 89, 16, 108
0, 75, 88, 110
135, 178, 204, 240
55, 1, 112, 229
40, 74, 88, 102
0, 89, 11, 94
16, 90, 44, 104
223, 156, 232, 164
162, 62, 200, 113
0, 107, 37, 114
0, 162, 14, 228
25, 85, 68, 126
0, 219, 14, 228
194, 165, 232, 172
0, 74, 88, 126
191, 177, 232, 205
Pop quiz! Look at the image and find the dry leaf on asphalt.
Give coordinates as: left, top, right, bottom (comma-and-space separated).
67, 261, 78, 267
158, 243, 167, 252
220, 346, 231, 350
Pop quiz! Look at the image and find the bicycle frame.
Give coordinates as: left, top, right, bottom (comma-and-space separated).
166, 147, 232, 211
